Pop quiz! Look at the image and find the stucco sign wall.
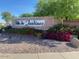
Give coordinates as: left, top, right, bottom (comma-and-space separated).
12, 17, 58, 30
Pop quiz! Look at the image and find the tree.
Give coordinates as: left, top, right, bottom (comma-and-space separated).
19, 13, 33, 17
34, 0, 48, 16
53, 0, 79, 22
1, 12, 13, 22
1, 12, 14, 26
34, 0, 79, 24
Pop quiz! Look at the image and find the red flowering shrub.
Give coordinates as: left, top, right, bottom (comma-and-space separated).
57, 32, 72, 41
46, 32, 72, 42
46, 24, 75, 42
46, 32, 57, 39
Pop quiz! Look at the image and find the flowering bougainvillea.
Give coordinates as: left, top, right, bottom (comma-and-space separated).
46, 32, 72, 42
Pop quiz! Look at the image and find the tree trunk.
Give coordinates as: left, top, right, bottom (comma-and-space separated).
61, 19, 63, 25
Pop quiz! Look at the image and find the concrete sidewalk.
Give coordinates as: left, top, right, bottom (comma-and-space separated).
0, 52, 79, 59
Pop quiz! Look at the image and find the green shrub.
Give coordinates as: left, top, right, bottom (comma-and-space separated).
4, 27, 44, 36
33, 29, 44, 37
0, 24, 5, 29
47, 24, 75, 33
5, 28, 35, 35
73, 27, 79, 35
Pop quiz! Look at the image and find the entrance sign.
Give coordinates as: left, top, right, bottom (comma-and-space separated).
12, 17, 56, 30
16, 20, 45, 27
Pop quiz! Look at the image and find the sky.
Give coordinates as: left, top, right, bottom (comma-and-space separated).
0, 0, 38, 23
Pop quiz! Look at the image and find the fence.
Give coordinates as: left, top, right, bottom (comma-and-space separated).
64, 20, 79, 26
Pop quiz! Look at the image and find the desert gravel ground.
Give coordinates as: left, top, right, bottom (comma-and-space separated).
0, 33, 79, 53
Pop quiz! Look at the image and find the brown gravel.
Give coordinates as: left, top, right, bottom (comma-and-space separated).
0, 33, 79, 53
0, 42, 78, 54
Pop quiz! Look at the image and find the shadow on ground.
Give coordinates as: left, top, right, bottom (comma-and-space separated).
0, 33, 77, 49
66, 43, 77, 48
0, 33, 63, 47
